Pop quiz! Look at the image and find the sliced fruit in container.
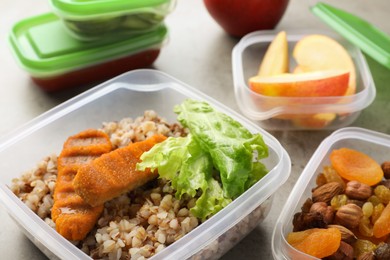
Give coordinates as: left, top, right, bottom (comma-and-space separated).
258, 31, 289, 76
293, 34, 356, 95
249, 70, 350, 97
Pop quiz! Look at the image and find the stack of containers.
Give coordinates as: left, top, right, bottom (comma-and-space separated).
9, 0, 176, 91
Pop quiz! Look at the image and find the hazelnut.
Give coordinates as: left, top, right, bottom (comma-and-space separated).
310, 202, 334, 224
335, 204, 363, 229
382, 161, 390, 179
312, 182, 344, 204
345, 181, 372, 200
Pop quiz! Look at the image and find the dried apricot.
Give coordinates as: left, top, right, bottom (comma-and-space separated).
373, 201, 390, 238
330, 148, 383, 186
287, 228, 341, 258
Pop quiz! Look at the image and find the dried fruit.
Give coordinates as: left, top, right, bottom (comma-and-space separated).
374, 242, 390, 260
323, 165, 346, 188
345, 181, 372, 200
359, 216, 374, 237
331, 194, 349, 210
313, 182, 344, 203
292, 211, 327, 232
371, 203, 385, 224
353, 239, 377, 258
287, 228, 341, 258
373, 201, 390, 238
374, 185, 390, 204
362, 202, 374, 217
310, 202, 334, 224
368, 195, 382, 206
330, 148, 384, 186
335, 204, 363, 229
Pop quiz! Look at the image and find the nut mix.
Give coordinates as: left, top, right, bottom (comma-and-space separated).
287, 147, 390, 259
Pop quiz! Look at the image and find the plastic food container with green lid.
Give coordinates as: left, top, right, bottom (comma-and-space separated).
9, 13, 168, 92
50, 0, 176, 41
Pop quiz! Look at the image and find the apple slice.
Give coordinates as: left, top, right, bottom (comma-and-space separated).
249, 70, 350, 97
293, 34, 356, 95
258, 31, 289, 76
292, 113, 337, 128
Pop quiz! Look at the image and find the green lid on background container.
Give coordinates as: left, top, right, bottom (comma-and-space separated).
9, 13, 167, 77
311, 2, 390, 70
51, 0, 173, 19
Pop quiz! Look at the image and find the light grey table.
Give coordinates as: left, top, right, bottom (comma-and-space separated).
1, 0, 389, 259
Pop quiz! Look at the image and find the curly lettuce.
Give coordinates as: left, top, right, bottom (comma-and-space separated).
137, 99, 268, 220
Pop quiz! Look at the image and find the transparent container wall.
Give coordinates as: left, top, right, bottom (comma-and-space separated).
233, 30, 375, 131
0, 70, 291, 260
189, 197, 273, 260
0, 86, 183, 185
274, 128, 390, 259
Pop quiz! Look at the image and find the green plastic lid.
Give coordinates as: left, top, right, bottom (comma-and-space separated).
312, 2, 390, 70
51, 0, 173, 19
9, 13, 167, 77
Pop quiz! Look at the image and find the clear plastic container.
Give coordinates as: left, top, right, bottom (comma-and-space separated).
50, 0, 176, 41
0, 70, 291, 259
232, 30, 376, 130
272, 127, 390, 259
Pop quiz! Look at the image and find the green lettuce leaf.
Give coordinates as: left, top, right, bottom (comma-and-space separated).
137, 135, 230, 220
174, 99, 269, 198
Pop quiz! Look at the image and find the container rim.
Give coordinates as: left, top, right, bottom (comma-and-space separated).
232, 30, 376, 121
50, 0, 176, 20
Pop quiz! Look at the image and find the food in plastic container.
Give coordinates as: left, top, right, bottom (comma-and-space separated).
272, 127, 390, 259
49, 0, 176, 41
232, 30, 376, 130
9, 13, 168, 92
0, 70, 291, 259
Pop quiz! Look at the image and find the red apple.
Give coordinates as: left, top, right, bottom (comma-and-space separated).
203, 0, 290, 37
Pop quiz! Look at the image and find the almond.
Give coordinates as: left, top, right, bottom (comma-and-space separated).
312, 182, 344, 203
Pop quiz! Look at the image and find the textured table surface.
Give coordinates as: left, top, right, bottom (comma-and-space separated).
1, 0, 389, 259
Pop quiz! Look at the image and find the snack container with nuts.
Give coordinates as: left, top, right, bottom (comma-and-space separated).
0, 70, 291, 259
272, 127, 390, 259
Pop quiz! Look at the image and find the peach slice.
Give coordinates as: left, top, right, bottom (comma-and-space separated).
293, 34, 356, 96
249, 70, 349, 97
258, 31, 289, 76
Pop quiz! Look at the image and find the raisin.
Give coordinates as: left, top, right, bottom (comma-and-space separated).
353, 239, 377, 258
374, 185, 390, 204
331, 194, 349, 210
292, 211, 327, 232
374, 242, 390, 260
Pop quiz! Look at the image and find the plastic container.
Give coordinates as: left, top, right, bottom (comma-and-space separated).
50, 0, 176, 41
9, 13, 168, 92
232, 30, 376, 130
0, 69, 291, 260
272, 127, 390, 259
